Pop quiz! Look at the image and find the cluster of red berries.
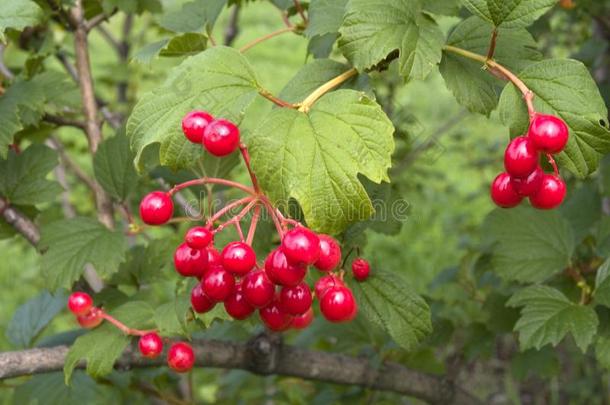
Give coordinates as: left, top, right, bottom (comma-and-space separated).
182, 110, 240, 157
491, 114, 568, 210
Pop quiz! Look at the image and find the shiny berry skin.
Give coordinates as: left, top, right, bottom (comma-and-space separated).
279, 282, 312, 315
528, 114, 569, 154
242, 269, 275, 308
529, 174, 566, 210
314, 235, 341, 272
139, 332, 164, 359
76, 308, 103, 329
259, 296, 293, 331
504, 136, 539, 178
191, 282, 215, 313
202, 266, 235, 302
174, 243, 208, 278
265, 248, 307, 287
139, 191, 174, 225
202, 119, 240, 157
206, 247, 222, 268
314, 274, 343, 299
510, 166, 543, 197
320, 286, 356, 323
281, 227, 320, 265
185, 226, 213, 249
224, 283, 255, 320
167, 342, 195, 373
291, 307, 314, 329
221, 242, 256, 275
182, 110, 214, 144
491, 173, 523, 208
351, 258, 370, 281
67, 292, 93, 316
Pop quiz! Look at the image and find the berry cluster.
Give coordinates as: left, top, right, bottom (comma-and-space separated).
491, 114, 568, 210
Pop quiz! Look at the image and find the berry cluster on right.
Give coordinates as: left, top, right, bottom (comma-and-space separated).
491, 114, 569, 210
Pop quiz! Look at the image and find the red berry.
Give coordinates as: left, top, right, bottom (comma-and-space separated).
139, 332, 163, 359
529, 174, 566, 210
491, 173, 523, 208
314, 274, 344, 299
224, 283, 255, 320
167, 342, 195, 373
265, 248, 307, 287
185, 226, 213, 249
279, 282, 312, 315
504, 136, 539, 178
191, 282, 215, 313
206, 247, 222, 268
242, 269, 275, 308
510, 166, 544, 197
67, 292, 93, 316
259, 296, 293, 331
528, 114, 569, 154
221, 242, 256, 275
351, 258, 370, 281
174, 243, 208, 278
314, 235, 341, 272
76, 308, 103, 329
139, 191, 174, 225
182, 110, 214, 144
202, 266, 235, 302
320, 286, 356, 322
291, 307, 314, 329
281, 227, 320, 265
202, 119, 240, 157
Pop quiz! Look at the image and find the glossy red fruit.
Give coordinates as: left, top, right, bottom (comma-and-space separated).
314, 235, 341, 272
202, 266, 235, 302
529, 174, 566, 210
510, 166, 544, 197
314, 274, 344, 299
77, 308, 103, 329
291, 307, 314, 329
242, 269, 275, 308
351, 258, 370, 281
259, 296, 293, 331
67, 292, 93, 316
504, 136, 539, 178
224, 283, 255, 320
221, 242, 256, 275
491, 173, 523, 208
528, 114, 569, 154
191, 282, 215, 313
202, 119, 240, 157
174, 243, 208, 278
320, 286, 356, 323
281, 227, 320, 265
206, 247, 222, 268
139, 191, 174, 225
185, 226, 213, 249
279, 282, 312, 315
182, 110, 214, 144
167, 342, 195, 373
139, 332, 164, 359
265, 248, 307, 287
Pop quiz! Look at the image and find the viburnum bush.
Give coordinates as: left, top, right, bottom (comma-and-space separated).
1, 0, 610, 403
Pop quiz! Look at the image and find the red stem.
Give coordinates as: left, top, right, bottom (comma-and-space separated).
100, 312, 155, 337
547, 153, 560, 176
169, 177, 255, 196
207, 196, 254, 225
240, 144, 260, 192
246, 204, 261, 245
214, 199, 258, 234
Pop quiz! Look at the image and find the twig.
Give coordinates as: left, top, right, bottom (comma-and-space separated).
240, 27, 295, 53
293, 0, 308, 23
224, 5, 240, 46
486, 29, 498, 60
0, 198, 40, 246
43, 114, 86, 130
298, 68, 358, 112
47, 137, 98, 193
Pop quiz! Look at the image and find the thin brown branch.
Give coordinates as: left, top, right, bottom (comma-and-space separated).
293, 0, 308, 23
239, 26, 295, 53
47, 137, 98, 198
0, 198, 40, 246
224, 5, 241, 46
486, 28, 498, 60
43, 114, 86, 130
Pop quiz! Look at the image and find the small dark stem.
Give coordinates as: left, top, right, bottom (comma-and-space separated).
486, 28, 498, 60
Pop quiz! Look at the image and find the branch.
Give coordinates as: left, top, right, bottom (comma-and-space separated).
0, 335, 482, 404
0, 44, 15, 81
224, 5, 240, 46
43, 114, 86, 130
0, 198, 40, 246
239, 27, 296, 53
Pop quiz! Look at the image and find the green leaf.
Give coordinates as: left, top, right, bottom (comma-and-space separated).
115, 238, 175, 285
159, 0, 226, 33
0, 144, 62, 205
248, 90, 394, 233
498, 59, 610, 178
510, 347, 560, 380
559, 182, 601, 243
595, 336, 610, 369
594, 259, 610, 308
0, 0, 43, 41
102, 0, 162, 14
6, 291, 66, 348
154, 302, 186, 335
93, 134, 138, 201
351, 270, 432, 351
440, 16, 542, 115
424, 0, 461, 15
482, 207, 574, 283
127, 46, 260, 171
507, 285, 598, 352
339, 0, 444, 80
132, 33, 208, 64
40, 218, 127, 290
305, 0, 348, 38
462, 0, 556, 28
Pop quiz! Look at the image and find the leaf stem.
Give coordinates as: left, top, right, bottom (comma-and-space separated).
240, 143, 260, 192
100, 311, 155, 336
258, 88, 299, 108
246, 204, 261, 245
240, 26, 296, 53
298, 68, 358, 112
293, 0, 308, 24
169, 177, 256, 196
546, 153, 560, 176
486, 28, 498, 60
208, 196, 255, 225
